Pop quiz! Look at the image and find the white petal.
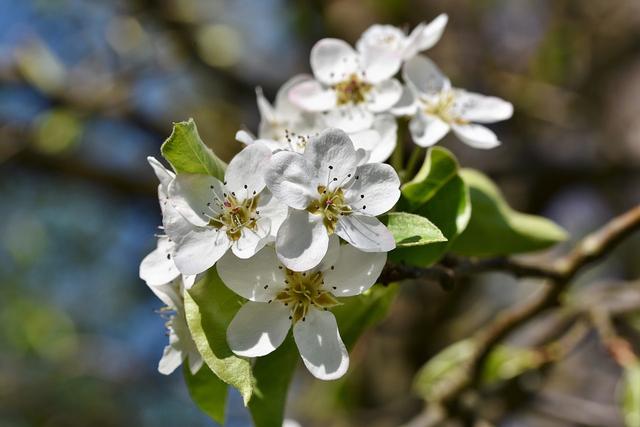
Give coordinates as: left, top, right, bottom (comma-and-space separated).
409, 113, 450, 147
265, 151, 318, 209
368, 114, 398, 163
149, 279, 182, 309
455, 90, 513, 123
403, 14, 448, 58
231, 217, 269, 259
323, 104, 374, 134
140, 236, 180, 286
304, 128, 357, 188
310, 38, 359, 85
274, 74, 312, 118
403, 55, 451, 96
293, 309, 348, 380
147, 156, 174, 193
158, 343, 184, 375
183, 274, 198, 290
257, 190, 289, 239
452, 123, 501, 149
227, 301, 291, 357
315, 234, 341, 272
162, 202, 195, 243
390, 85, 418, 116
172, 227, 231, 275
188, 353, 204, 375
255, 86, 276, 123
336, 213, 395, 252
168, 174, 225, 227
323, 245, 386, 296
217, 246, 285, 302
276, 210, 329, 271
224, 143, 271, 198
288, 79, 337, 112
235, 129, 256, 145
344, 163, 400, 216
367, 79, 403, 113
356, 24, 406, 57
361, 45, 402, 84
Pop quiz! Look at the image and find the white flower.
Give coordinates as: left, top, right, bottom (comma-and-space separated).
288, 39, 403, 134
148, 277, 203, 375
356, 14, 448, 76
217, 240, 386, 380
265, 129, 399, 271
398, 55, 513, 149
166, 143, 288, 275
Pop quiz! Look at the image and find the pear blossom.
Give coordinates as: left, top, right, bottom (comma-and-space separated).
217, 240, 386, 380
147, 277, 203, 375
356, 14, 448, 77
398, 55, 513, 149
166, 143, 287, 275
288, 39, 403, 134
265, 129, 399, 271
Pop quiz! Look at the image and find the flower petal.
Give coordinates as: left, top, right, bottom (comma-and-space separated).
323, 245, 386, 296
276, 210, 329, 271
391, 85, 418, 116
168, 174, 226, 227
324, 104, 375, 134
172, 227, 231, 275
227, 301, 291, 357
369, 114, 398, 163
158, 342, 184, 375
274, 74, 313, 118
147, 156, 174, 193
310, 38, 359, 85
409, 113, 450, 147
336, 213, 395, 252
162, 203, 195, 243
344, 163, 400, 216
367, 78, 403, 113
224, 143, 271, 198
217, 246, 285, 301
451, 123, 500, 149
140, 236, 180, 286
455, 90, 513, 123
403, 14, 448, 58
403, 55, 450, 96
256, 86, 276, 123
293, 309, 348, 380
288, 79, 337, 112
148, 278, 183, 309
360, 45, 402, 84
231, 217, 269, 259
257, 189, 289, 239
265, 151, 318, 209
315, 234, 341, 272
304, 128, 357, 188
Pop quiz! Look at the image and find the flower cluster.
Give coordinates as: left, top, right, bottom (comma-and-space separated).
140, 14, 514, 382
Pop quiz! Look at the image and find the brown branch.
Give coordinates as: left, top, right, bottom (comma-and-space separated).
405, 204, 640, 426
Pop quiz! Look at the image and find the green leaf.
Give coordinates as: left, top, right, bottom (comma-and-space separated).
414, 339, 476, 402
161, 118, 227, 179
622, 362, 640, 427
184, 270, 254, 405
183, 364, 228, 424
249, 336, 299, 427
383, 212, 447, 248
481, 345, 544, 386
333, 284, 399, 350
402, 146, 459, 206
451, 169, 568, 256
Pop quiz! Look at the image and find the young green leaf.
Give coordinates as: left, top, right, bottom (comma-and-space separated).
383, 212, 447, 247
249, 336, 299, 427
413, 339, 476, 402
161, 118, 227, 179
184, 270, 254, 405
451, 169, 568, 257
621, 362, 640, 427
481, 345, 544, 386
402, 146, 459, 207
183, 364, 228, 424
392, 147, 471, 267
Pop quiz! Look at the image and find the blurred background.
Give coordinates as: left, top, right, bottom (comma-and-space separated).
1, 0, 639, 426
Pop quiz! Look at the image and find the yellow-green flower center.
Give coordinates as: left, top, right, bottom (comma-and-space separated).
208, 193, 260, 241
333, 74, 373, 106
306, 185, 352, 234
275, 269, 340, 323
423, 91, 469, 125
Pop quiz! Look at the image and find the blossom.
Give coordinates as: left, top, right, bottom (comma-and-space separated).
356, 14, 448, 77
397, 55, 513, 149
166, 143, 287, 275
288, 39, 403, 134
147, 277, 203, 375
217, 240, 386, 380
265, 129, 399, 271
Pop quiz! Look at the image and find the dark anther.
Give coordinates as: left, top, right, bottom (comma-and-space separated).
244, 184, 248, 189
328, 165, 333, 169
